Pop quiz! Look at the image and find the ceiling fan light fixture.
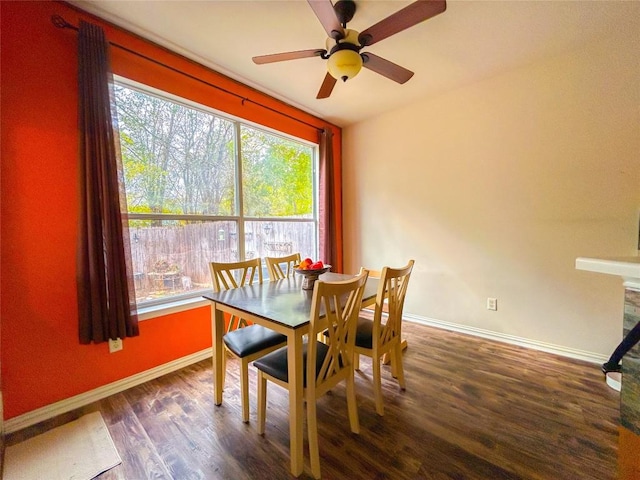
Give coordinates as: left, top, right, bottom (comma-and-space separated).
327, 48, 362, 82
252, 0, 447, 99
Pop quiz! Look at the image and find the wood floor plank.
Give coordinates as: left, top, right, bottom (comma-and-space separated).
5, 322, 619, 479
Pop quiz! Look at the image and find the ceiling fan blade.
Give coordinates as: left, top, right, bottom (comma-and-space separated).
316, 72, 337, 99
358, 0, 446, 47
253, 49, 326, 65
361, 53, 414, 84
307, 0, 344, 40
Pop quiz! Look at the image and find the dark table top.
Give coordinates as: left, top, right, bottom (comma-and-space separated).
203, 272, 378, 330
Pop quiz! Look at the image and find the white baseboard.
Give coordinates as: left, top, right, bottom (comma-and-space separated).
4, 317, 608, 435
404, 314, 608, 365
4, 348, 212, 434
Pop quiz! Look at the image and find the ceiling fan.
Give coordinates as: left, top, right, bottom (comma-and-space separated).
252, 0, 446, 99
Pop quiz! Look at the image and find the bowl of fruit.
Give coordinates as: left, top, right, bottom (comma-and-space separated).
294, 258, 331, 290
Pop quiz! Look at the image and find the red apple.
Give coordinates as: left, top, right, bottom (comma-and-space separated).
299, 258, 312, 270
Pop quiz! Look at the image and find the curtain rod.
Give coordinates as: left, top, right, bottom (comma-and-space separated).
52, 15, 325, 133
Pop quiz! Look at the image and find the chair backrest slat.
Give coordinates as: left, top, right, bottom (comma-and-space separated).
308, 269, 369, 394
265, 253, 301, 281
373, 260, 415, 347
209, 258, 263, 293
209, 258, 263, 331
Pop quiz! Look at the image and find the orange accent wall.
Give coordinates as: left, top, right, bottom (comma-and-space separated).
0, 0, 342, 419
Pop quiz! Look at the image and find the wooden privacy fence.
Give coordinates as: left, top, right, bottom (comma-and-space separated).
129, 220, 315, 301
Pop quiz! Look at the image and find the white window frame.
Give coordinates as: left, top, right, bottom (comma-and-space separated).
114, 77, 319, 318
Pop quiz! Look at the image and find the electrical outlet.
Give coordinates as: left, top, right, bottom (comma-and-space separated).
487, 298, 498, 311
109, 338, 123, 353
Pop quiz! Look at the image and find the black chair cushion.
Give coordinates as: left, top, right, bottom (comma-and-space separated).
322, 316, 374, 348
354, 316, 374, 349
254, 341, 330, 387
223, 325, 286, 358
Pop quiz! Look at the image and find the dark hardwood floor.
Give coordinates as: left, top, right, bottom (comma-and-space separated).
6, 322, 619, 479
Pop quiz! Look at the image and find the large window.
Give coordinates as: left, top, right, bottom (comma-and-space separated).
114, 80, 317, 307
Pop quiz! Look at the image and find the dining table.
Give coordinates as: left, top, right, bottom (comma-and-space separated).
203, 271, 379, 477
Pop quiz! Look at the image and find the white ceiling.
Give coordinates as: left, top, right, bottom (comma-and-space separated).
71, 0, 639, 127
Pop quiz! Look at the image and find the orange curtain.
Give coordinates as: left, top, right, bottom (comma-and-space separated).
77, 20, 138, 343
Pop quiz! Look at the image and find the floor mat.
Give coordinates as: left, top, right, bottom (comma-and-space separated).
4, 411, 122, 480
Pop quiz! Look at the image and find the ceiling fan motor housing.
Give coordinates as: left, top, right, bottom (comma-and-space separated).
326, 28, 361, 52
334, 0, 356, 26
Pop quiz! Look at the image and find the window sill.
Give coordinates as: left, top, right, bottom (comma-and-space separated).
135, 296, 210, 321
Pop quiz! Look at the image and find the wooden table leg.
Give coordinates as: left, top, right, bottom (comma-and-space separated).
288, 330, 305, 476
212, 305, 224, 406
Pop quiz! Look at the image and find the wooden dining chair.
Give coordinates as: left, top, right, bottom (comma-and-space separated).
353, 260, 414, 416
264, 252, 301, 281
209, 258, 287, 423
254, 269, 369, 479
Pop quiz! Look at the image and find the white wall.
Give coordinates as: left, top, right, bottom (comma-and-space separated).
342, 27, 639, 358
